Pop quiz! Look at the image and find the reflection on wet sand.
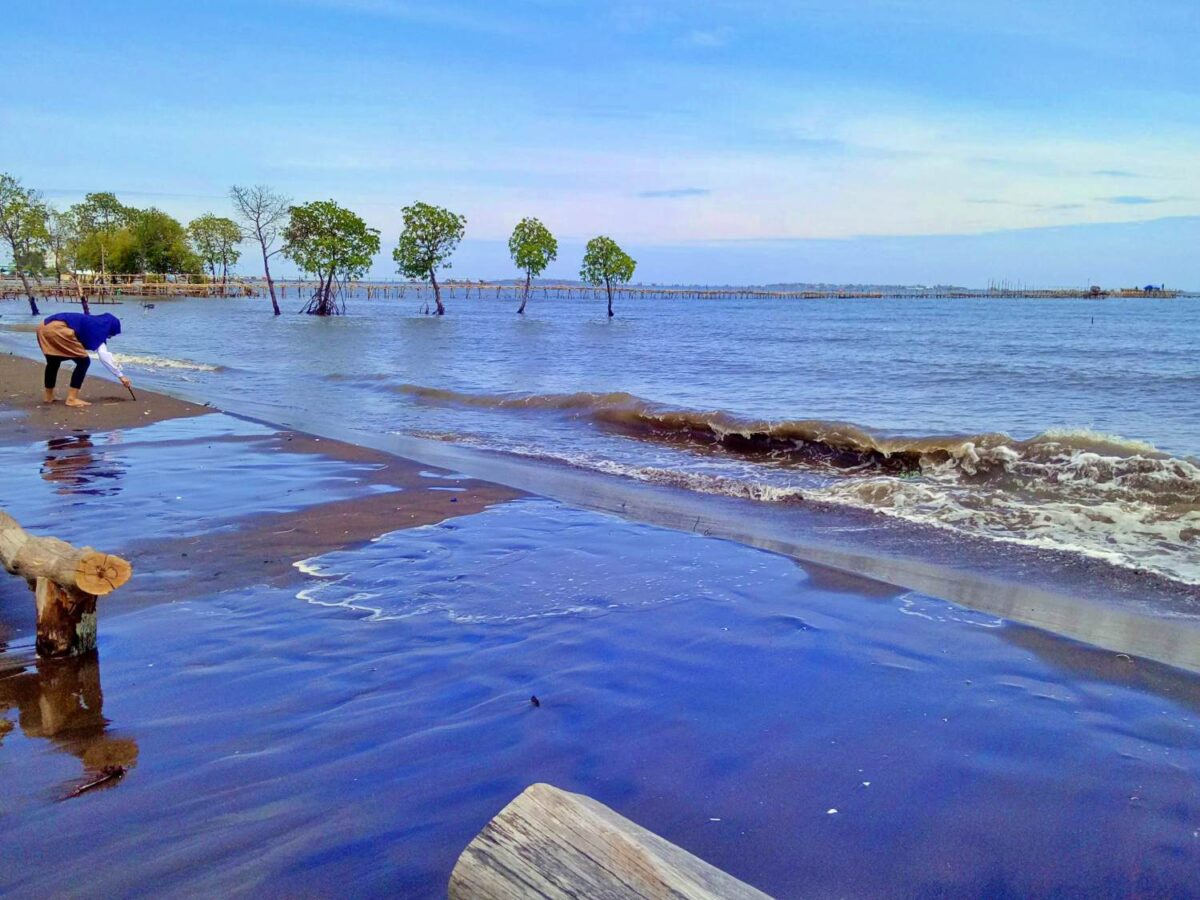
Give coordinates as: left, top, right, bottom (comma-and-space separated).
40, 433, 125, 496
0, 654, 138, 794
1002, 623, 1200, 715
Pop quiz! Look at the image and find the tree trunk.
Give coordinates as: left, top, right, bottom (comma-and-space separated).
35, 579, 98, 658
518, 271, 530, 314
449, 783, 770, 900
262, 243, 280, 315
316, 273, 330, 315
17, 269, 39, 315
70, 271, 90, 315
605, 278, 614, 317
304, 266, 342, 316
431, 269, 445, 315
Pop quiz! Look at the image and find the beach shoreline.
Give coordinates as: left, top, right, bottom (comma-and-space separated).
5, 346, 1199, 673
0, 352, 523, 638
3, 354, 1200, 896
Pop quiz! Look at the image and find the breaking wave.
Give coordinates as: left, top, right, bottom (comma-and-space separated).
398, 385, 1200, 585
112, 352, 224, 372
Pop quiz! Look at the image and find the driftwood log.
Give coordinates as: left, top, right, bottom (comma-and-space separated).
0, 510, 132, 657
449, 783, 771, 899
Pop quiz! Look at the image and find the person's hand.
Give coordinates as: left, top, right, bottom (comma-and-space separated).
120, 376, 132, 389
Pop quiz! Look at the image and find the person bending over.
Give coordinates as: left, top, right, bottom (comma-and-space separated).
36, 312, 132, 407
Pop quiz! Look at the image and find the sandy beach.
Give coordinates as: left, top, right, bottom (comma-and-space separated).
2, 352, 1199, 897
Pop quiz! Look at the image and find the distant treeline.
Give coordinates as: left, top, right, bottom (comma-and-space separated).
0, 173, 637, 318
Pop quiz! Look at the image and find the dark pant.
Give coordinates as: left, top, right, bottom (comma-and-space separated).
44, 355, 90, 390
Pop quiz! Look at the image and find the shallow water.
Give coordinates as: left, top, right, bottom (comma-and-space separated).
6, 291, 1196, 588
3, 495, 1200, 897
3, 409, 1200, 896
0, 415, 396, 549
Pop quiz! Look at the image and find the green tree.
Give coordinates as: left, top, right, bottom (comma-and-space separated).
188, 214, 242, 291
120, 208, 197, 275
44, 207, 76, 282
230, 184, 291, 315
580, 236, 636, 318
0, 173, 49, 315
392, 202, 466, 316
508, 217, 557, 315
72, 192, 130, 284
283, 200, 380, 316
45, 206, 96, 312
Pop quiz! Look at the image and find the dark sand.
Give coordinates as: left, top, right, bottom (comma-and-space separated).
0, 352, 520, 639
0, 351, 211, 442
3, 354, 1200, 897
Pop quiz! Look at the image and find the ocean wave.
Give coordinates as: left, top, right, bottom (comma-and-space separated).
112, 352, 224, 372
397, 386, 1200, 586
396, 385, 1196, 492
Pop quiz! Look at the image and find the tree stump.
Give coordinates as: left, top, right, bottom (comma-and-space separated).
449, 783, 772, 899
35, 579, 98, 657
0, 510, 131, 658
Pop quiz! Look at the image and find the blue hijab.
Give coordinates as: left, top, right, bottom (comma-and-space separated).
44, 312, 122, 351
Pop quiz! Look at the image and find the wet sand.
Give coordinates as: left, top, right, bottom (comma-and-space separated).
0, 354, 521, 640
0, 350, 211, 442
2, 355, 1200, 897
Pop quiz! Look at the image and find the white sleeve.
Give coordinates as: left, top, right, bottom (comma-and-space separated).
96, 343, 124, 379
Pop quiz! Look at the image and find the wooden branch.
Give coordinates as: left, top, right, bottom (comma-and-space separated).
0, 510, 131, 596
0, 510, 131, 657
449, 783, 771, 899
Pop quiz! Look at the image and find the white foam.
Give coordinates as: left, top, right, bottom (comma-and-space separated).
508, 448, 1200, 586
112, 352, 221, 372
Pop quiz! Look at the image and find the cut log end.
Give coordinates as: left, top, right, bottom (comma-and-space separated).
75, 552, 132, 596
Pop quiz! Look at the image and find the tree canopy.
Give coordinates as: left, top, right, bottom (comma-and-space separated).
187, 214, 242, 283
393, 202, 466, 315
43, 207, 77, 279
508, 217, 557, 314
580, 236, 636, 317
284, 199, 380, 315
71, 192, 131, 281
0, 174, 47, 263
0, 172, 49, 313
121, 208, 197, 274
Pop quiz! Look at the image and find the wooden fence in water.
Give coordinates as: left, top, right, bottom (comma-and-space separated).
0, 275, 1187, 303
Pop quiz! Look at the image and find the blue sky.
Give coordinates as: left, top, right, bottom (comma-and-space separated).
3, 0, 1197, 286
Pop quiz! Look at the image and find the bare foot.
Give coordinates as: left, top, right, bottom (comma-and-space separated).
65, 397, 91, 408
40, 398, 57, 405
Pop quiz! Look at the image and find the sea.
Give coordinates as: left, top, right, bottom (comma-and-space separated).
4, 290, 1198, 592
4, 289, 1200, 896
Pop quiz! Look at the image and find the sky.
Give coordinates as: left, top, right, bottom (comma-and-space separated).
2, 0, 1198, 286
